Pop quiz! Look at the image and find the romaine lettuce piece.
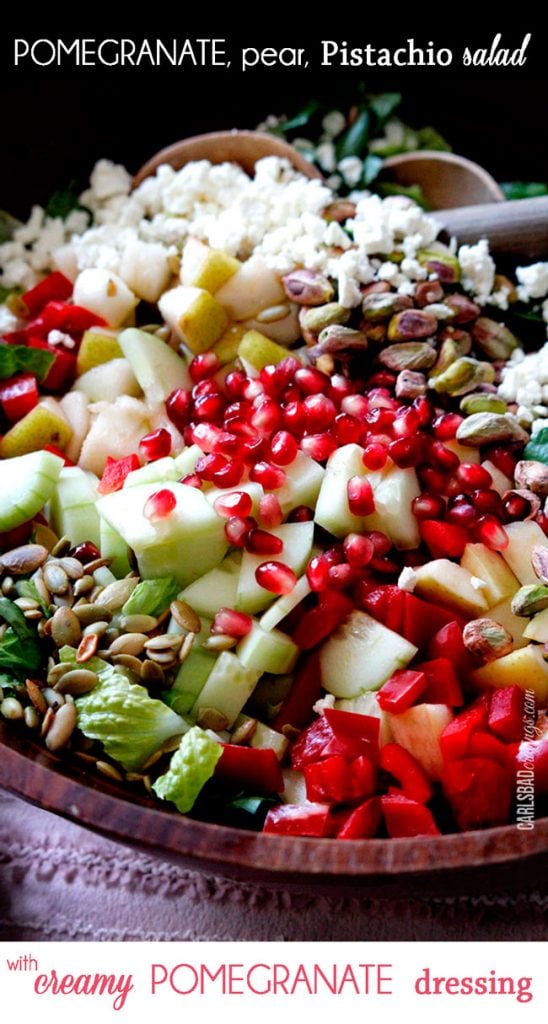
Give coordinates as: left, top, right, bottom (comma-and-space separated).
121, 577, 181, 618
152, 726, 222, 813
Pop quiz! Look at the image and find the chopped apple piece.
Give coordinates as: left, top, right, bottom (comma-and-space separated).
180, 237, 240, 293
158, 285, 228, 353
79, 396, 151, 476
471, 644, 548, 705
73, 268, 138, 328
243, 304, 300, 346
59, 390, 90, 465
76, 329, 122, 375
488, 596, 529, 650
460, 542, 519, 608
413, 559, 489, 617
386, 704, 454, 780
443, 439, 480, 464
215, 255, 285, 320
501, 520, 548, 585
276, 451, 325, 516
212, 324, 248, 365
524, 608, 548, 643
320, 610, 418, 698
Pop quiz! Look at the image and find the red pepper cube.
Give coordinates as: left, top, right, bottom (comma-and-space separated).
415, 657, 464, 707
488, 686, 526, 743
439, 696, 490, 761
215, 744, 284, 794
292, 590, 353, 651
0, 372, 39, 423
272, 652, 323, 732
43, 444, 75, 466
304, 753, 376, 804
377, 669, 427, 714
323, 707, 380, 762
419, 519, 470, 559
427, 620, 471, 680
336, 797, 382, 839
465, 730, 513, 767
401, 593, 464, 651
27, 338, 77, 392
441, 757, 514, 830
381, 794, 440, 837
357, 584, 405, 633
290, 716, 334, 770
98, 454, 141, 495
21, 272, 73, 317
263, 803, 333, 837
36, 300, 106, 335
380, 743, 433, 804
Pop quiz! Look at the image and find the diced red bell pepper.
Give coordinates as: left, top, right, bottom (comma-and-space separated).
415, 657, 464, 707
272, 652, 323, 732
427, 621, 471, 681
381, 794, 440, 837
336, 797, 381, 839
439, 695, 490, 760
21, 272, 73, 317
292, 589, 353, 650
31, 300, 106, 336
215, 744, 284, 794
380, 742, 433, 804
401, 592, 464, 650
291, 708, 379, 769
0, 520, 33, 552
357, 584, 405, 633
0, 372, 39, 422
43, 444, 75, 466
27, 338, 77, 392
515, 737, 548, 796
304, 753, 376, 804
377, 668, 427, 714
465, 730, 513, 767
97, 454, 141, 495
263, 803, 333, 837
419, 519, 470, 559
442, 757, 514, 830
488, 686, 525, 743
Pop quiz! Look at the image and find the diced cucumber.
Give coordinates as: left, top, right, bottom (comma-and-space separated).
236, 620, 299, 674
191, 651, 260, 727
180, 552, 241, 619
236, 521, 314, 614
259, 574, 311, 632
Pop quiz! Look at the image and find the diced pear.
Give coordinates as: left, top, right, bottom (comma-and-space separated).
59, 391, 90, 465
243, 304, 300, 346
471, 644, 548, 705
320, 610, 418, 698
212, 324, 248, 364
0, 449, 64, 531
124, 457, 179, 489
524, 608, 548, 643
501, 520, 548, 585
443, 438, 480, 464
386, 704, 454, 780
364, 463, 421, 550
413, 558, 489, 617
460, 542, 519, 608
73, 268, 138, 328
48, 466, 101, 547
100, 518, 131, 577
119, 237, 172, 303
180, 237, 240, 293
172, 445, 202, 477
315, 443, 370, 538
259, 575, 311, 632
275, 451, 325, 516
158, 285, 228, 353
76, 329, 122, 375
215, 255, 285, 320
191, 650, 260, 727
118, 327, 190, 404
0, 403, 72, 458
73, 358, 141, 403
482, 459, 513, 496
236, 621, 299, 675
78, 396, 151, 476
233, 715, 289, 760
236, 521, 314, 614
180, 553, 241, 619
334, 691, 393, 747
488, 596, 529, 650
238, 329, 292, 372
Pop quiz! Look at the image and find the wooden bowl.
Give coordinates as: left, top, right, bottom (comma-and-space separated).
381, 149, 505, 208
1, 721, 546, 895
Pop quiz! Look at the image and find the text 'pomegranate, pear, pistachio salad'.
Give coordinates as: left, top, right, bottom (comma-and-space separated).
1, 140, 548, 840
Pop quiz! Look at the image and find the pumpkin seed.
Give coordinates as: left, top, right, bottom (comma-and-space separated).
95, 760, 123, 781
73, 603, 112, 626
51, 606, 82, 647
0, 543, 49, 576
43, 562, 70, 595
58, 556, 85, 580
24, 706, 40, 730
97, 577, 139, 612
50, 536, 71, 557
170, 600, 201, 634
120, 613, 158, 633
26, 678, 47, 714
73, 575, 94, 597
111, 653, 143, 674
108, 632, 148, 656
45, 702, 77, 751
140, 659, 165, 685
54, 668, 98, 696
76, 634, 100, 662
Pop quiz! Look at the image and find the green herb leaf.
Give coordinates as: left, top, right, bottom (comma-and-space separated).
369, 92, 402, 124
337, 110, 370, 160
44, 183, 92, 224
501, 182, 548, 200
417, 126, 452, 152
16, 579, 51, 617
278, 99, 322, 135
377, 181, 431, 210
523, 428, 548, 465
362, 154, 384, 185
0, 344, 55, 382
0, 211, 21, 245
0, 597, 43, 674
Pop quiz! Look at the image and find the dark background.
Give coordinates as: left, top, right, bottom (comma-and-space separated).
1, 25, 546, 216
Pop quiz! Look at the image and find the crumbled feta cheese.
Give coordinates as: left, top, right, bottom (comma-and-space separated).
315, 141, 337, 173
397, 566, 417, 592
338, 156, 363, 188
48, 329, 76, 349
312, 694, 336, 715
89, 160, 131, 201
458, 239, 495, 303
516, 262, 548, 301
423, 302, 455, 319
321, 110, 346, 138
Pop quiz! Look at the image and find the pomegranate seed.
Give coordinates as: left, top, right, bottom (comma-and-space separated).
362, 443, 388, 470
246, 529, 284, 555
391, 407, 420, 438
329, 374, 354, 403
195, 453, 227, 482
250, 461, 286, 489
192, 379, 218, 400
432, 413, 463, 440
420, 519, 470, 559
259, 364, 282, 396
193, 392, 225, 422
287, 505, 314, 522
242, 378, 264, 402
181, 473, 202, 489
225, 400, 252, 423
328, 563, 360, 589
224, 370, 247, 399
474, 515, 509, 551
251, 396, 283, 434
240, 436, 267, 465
212, 431, 241, 457
369, 555, 400, 575
300, 433, 338, 461
471, 488, 504, 516
282, 400, 306, 435
139, 427, 172, 462
367, 387, 397, 409
259, 493, 283, 528
446, 500, 477, 528
333, 412, 363, 446
487, 445, 518, 479
277, 356, 301, 385
368, 531, 391, 556
255, 561, 297, 595
211, 608, 253, 639
429, 441, 460, 472
214, 490, 253, 518
302, 393, 337, 432
191, 422, 223, 452
225, 515, 256, 547
211, 460, 245, 488
418, 466, 447, 493
536, 511, 548, 535
166, 388, 192, 431
365, 407, 395, 432
413, 396, 433, 427
70, 542, 101, 565
189, 351, 220, 382
456, 463, 493, 490
343, 533, 375, 566
282, 383, 301, 404
412, 493, 446, 521
143, 488, 177, 522
347, 476, 375, 516
503, 493, 532, 522
323, 545, 345, 567
269, 430, 299, 466
341, 394, 370, 419
295, 366, 330, 395
389, 435, 423, 468
306, 553, 330, 591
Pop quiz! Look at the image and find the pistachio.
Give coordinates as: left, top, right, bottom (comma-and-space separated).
362, 292, 412, 322
50, 606, 82, 648
387, 309, 438, 342
430, 357, 495, 397
282, 269, 334, 306
460, 393, 508, 415
514, 461, 548, 501
462, 618, 513, 664
311, 325, 369, 360
362, 281, 392, 297
444, 293, 481, 324
415, 280, 444, 307
299, 302, 350, 344
0, 544, 49, 576
395, 369, 427, 400
531, 545, 548, 584
493, 274, 518, 303
359, 322, 387, 344
97, 577, 139, 613
378, 341, 437, 373
322, 199, 356, 223
456, 412, 529, 447
471, 317, 517, 360
417, 248, 461, 283
511, 584, 548, 617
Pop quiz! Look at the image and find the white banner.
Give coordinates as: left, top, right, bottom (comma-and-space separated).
0, 941, 544, 1023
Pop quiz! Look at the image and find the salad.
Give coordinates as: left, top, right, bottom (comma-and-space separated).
1, 125, 548, 843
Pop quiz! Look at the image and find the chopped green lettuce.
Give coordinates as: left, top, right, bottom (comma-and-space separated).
523, 427, 548, 466
152, 726, 222, 814
0, 597, 43, 674
121, 577, 181, 618
75, 665, 188, 770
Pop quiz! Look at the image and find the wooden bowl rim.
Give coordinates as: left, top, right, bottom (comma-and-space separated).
382, 149, 506, 202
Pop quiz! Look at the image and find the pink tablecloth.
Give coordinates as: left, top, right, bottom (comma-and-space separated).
0, 789, 546, 942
